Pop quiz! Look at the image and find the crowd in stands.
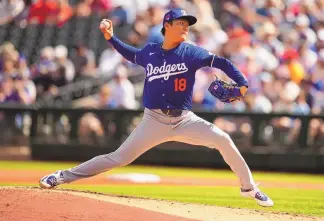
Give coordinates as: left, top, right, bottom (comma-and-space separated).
0, 0, 324, 145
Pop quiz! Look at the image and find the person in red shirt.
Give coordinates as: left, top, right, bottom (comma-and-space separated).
28, 0, 73, 26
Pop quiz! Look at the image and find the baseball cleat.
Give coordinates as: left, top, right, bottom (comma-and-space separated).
39, 170, 64, 189
240, 187, 274, 207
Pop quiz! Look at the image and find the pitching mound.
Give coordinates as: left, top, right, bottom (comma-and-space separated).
0, 187, 321, 221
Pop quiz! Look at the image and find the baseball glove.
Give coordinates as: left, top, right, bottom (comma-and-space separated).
208, 78, 244, 103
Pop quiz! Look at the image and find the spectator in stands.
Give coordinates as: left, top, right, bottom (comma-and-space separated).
0, 0, 25, 25
78, 112, 105, 144
316, 27, 324, 50
0, 42, 36, 104
294, 14, 317, 47
192, 0, 216, 30
75, 0, 112, 17
311, 49, 324, 89
250, 38, 279, 72
271, 80, 305, 144
99, 44, 122, 76
90, 0, 112, 15
192, 21, 229, 54
168, 0, 197, 16
0, 76, 34, 137
98, 84, 116, 108
0, 77, 31, 104
299, 79, 316, 110
73, 84, 116, 109
192, 69, 211, 111
0, 42, 19, 72
255, 21, 284, 57
41, 45, 75, 96
20, 74, 36, 104
280, 48, 306, 85
273, 81, 302, 113
75, 84, 117, 144
127, 14, 149, 47
293, 91, 311, 115
17, 55, 31, 79
71, 44, 96, 81
145, 5, 165, 44
74, 1, 92, 17
244, 92, 273, 113
108, 65, 137, 109
54, 45, 75, 83
0, 55, 19, 81
110, 4, 129, 27
313, 23, 324, 104
298, 42, 318, 73
27, 0, 73, 26
31, 46, 56, 97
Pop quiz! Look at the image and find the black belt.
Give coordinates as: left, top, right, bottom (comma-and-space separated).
160, 109, 183, 117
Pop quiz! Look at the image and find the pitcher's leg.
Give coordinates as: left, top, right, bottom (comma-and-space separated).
40, 111, 170, 188
174, 113, 256, 189
63, 116, 170, 183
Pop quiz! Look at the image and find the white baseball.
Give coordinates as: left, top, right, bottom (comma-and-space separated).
100, 20, 110, 29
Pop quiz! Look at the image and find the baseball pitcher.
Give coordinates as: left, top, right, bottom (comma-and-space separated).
40, 9, 273, 207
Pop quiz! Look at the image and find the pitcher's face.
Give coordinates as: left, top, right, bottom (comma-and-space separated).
165, 19, 189, 42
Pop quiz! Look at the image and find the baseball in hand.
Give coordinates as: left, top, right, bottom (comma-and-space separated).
100, 20, 110, 30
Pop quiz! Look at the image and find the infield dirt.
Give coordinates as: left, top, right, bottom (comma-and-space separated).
0, 187, 322, 221
0, 166, 323, 221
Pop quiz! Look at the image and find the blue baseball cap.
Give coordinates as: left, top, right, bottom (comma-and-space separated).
161, 9, 197, 34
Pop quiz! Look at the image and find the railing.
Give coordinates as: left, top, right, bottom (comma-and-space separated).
0, 104, 323, 152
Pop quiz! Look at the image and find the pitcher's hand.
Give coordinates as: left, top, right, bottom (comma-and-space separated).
99, 19, 113, 40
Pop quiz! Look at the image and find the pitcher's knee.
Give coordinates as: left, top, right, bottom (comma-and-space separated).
222, 132, 232, 141
105, 151, 134, 168
218, 132, 233, 146
207, 131, 233, 150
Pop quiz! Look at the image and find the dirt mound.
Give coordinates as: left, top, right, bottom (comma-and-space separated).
0, 187, 321, 221
0, 187, 197, 221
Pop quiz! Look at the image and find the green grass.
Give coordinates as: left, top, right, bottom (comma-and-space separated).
2, 183, 324, 216
1, 160, 324, 183
1, 160, 324, 217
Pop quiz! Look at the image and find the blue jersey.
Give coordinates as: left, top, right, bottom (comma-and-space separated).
135, 42, 209, 109
108, 36, 248, 110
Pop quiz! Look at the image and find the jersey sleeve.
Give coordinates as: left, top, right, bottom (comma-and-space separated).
108, 36, 140, 64
134, 43, 154, 67
192, 46, 248, 87
134, 47, 145, 67
191, 46, 215, 69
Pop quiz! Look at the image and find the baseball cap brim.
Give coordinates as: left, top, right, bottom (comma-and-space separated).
177, 15, 197, 26
161, 15, 197, 34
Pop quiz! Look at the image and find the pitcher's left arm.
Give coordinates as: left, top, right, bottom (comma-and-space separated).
191, 45, 248, 102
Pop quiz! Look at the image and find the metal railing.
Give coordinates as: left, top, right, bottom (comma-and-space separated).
0, 104, 323, 152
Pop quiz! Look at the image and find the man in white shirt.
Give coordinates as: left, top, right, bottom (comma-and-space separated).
0, 0, 25, 25
99, 46, 122, 76
109, 65, 137, 109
